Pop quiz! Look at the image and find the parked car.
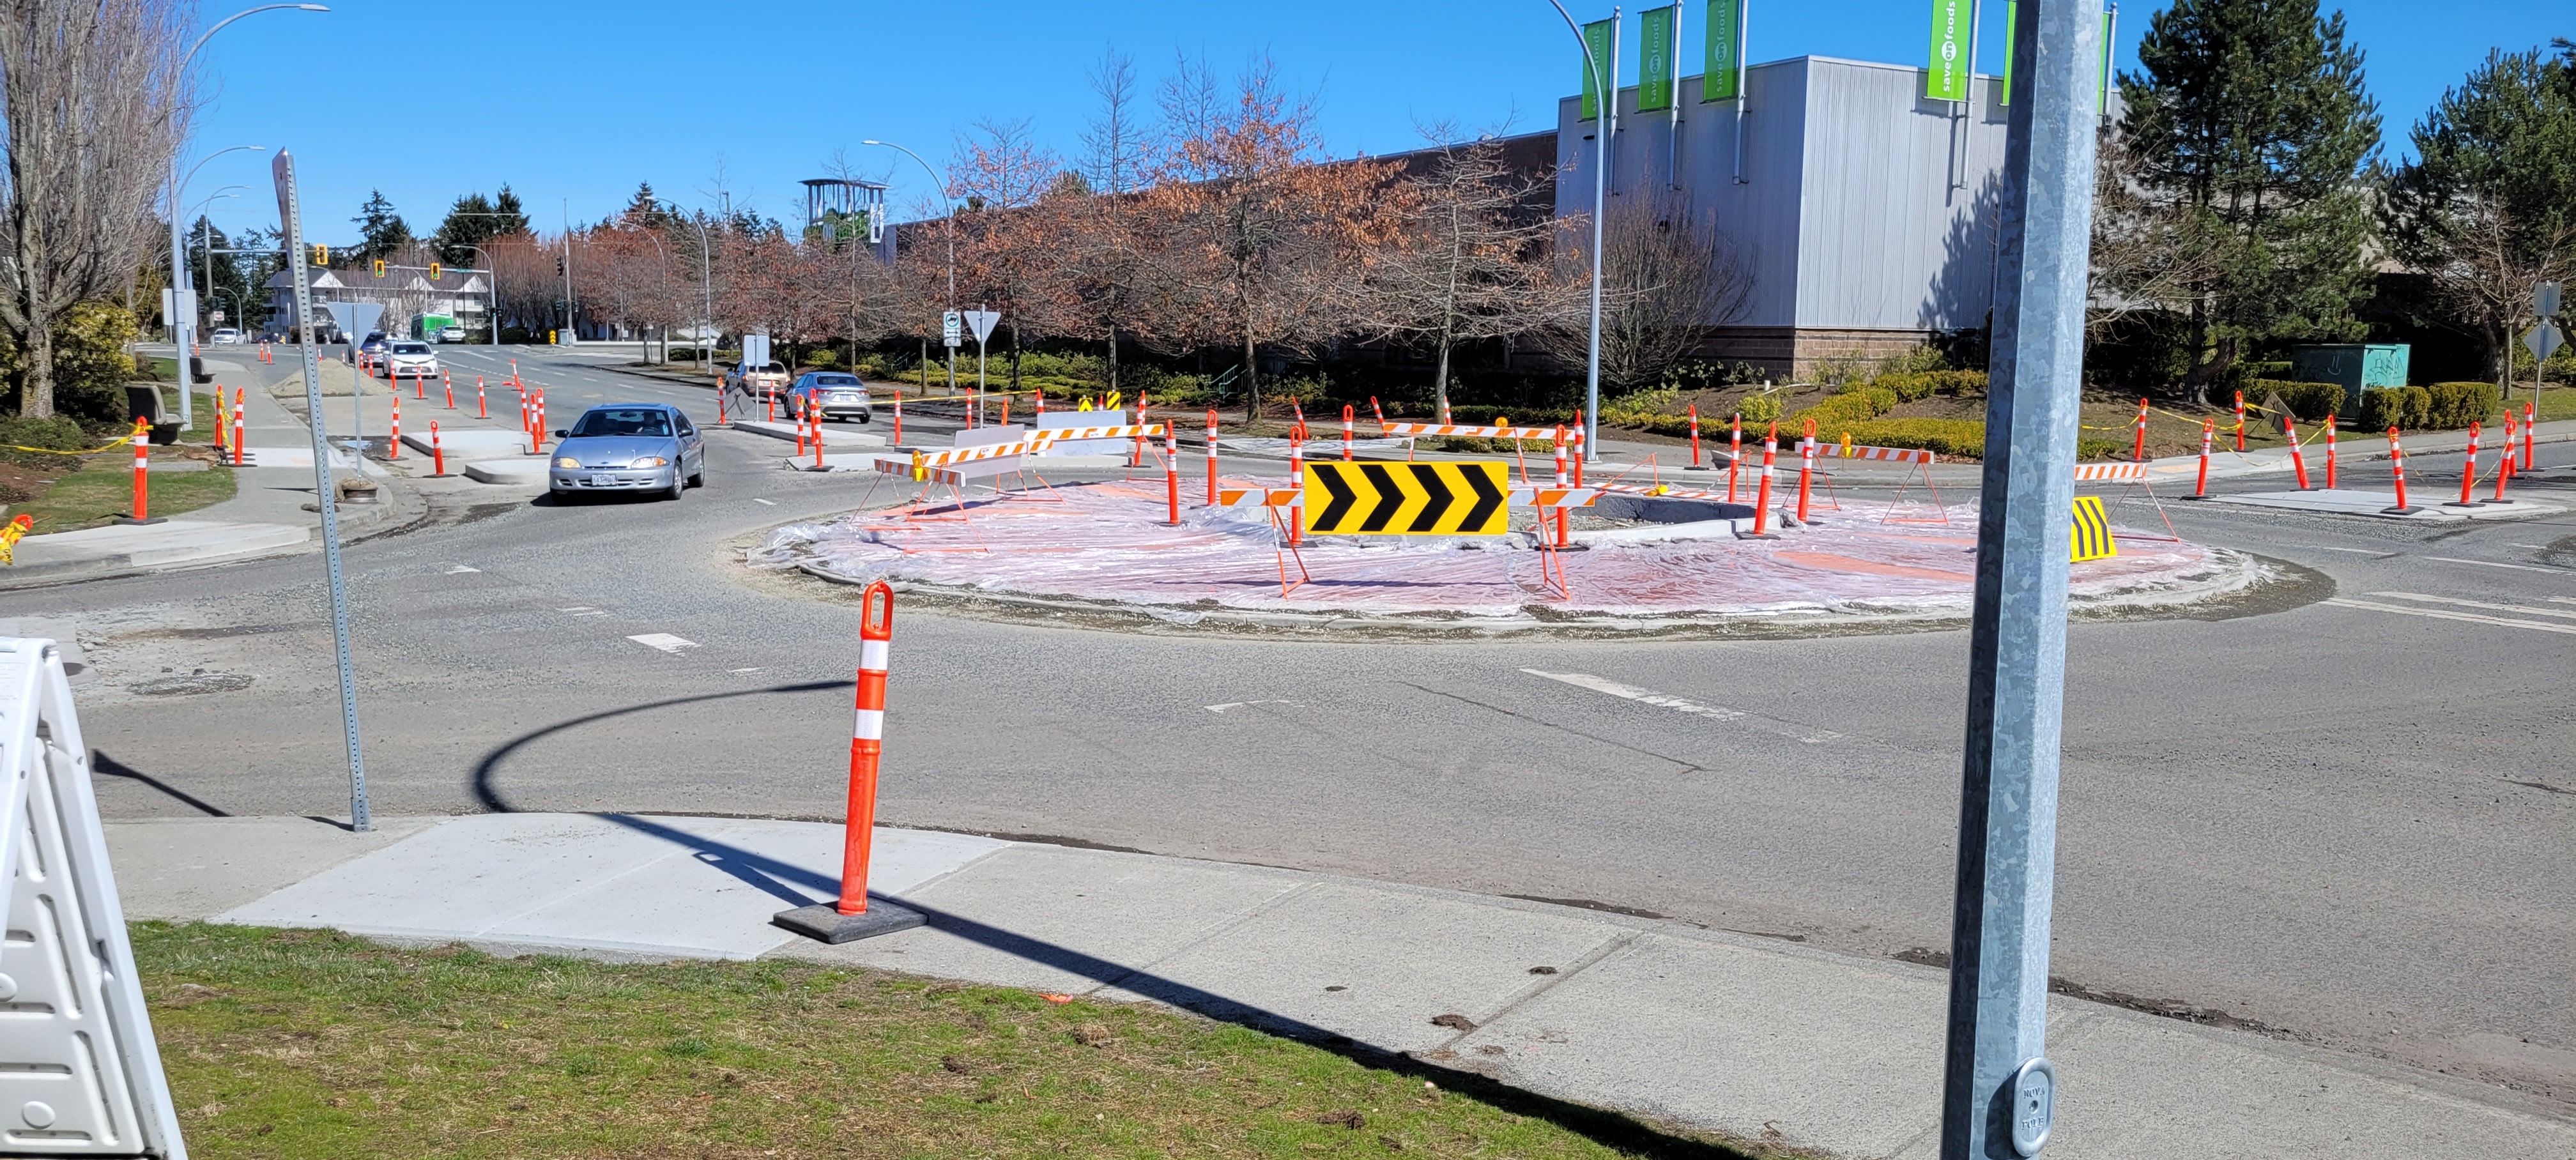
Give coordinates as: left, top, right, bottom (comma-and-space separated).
208, 327, 243, 345
728, 360, 790, 407
784, 372, 872, 422
548, 403, 705, 501
382, 340, 440, 380
436, 324, 468, 343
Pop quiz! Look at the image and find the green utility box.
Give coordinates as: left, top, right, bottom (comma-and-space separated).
2288, 344, 2411, 415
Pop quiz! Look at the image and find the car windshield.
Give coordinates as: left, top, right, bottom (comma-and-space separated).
811, 374, 861, 386
392, 342, 430, 354
569, 408, 673, 438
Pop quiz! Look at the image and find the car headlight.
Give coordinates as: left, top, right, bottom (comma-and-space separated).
629, 456, 669, 468
554, 456, 582, 469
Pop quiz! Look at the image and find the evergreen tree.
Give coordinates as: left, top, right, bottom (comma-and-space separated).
2380, 46, 2576, 384
617, 181, 675, 230
352, 190, 412, 262
2119, 0, 2380, 401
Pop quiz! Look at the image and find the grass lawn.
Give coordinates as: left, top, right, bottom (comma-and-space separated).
139, 924, 1784, 1160
12, 451, 233, 531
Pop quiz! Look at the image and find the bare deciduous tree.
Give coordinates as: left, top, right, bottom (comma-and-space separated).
1542, 194, 1754, 395
1356, 133, 1574, 414
2088, 123, 2227, 340
0, 0, 189, 416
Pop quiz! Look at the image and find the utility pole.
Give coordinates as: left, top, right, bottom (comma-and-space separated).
1939, 3, 2101, 1158
560, 199, 576, 344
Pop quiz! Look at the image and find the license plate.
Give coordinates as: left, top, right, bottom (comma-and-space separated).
590, 475, 617, 485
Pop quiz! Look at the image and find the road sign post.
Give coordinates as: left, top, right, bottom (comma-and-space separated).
1940, 3, 2101, 1158
963, 309, 999, 424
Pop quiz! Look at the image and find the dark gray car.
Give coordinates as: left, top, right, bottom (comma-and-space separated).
548, 403, 705, 501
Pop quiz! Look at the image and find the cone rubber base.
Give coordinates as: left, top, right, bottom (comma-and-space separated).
773, 899, 926, 944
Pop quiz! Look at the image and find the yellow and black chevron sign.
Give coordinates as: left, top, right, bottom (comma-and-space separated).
2069, 495, 2117, 562
1302, 461, 1510, 535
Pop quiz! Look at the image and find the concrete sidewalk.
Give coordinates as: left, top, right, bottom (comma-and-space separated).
109, 812, 2575, 1159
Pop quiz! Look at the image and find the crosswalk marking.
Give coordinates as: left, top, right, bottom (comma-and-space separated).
2322, 598, 2576, 636
627, 633, 698, 653
2425, 556, 2567, 575
2366, 591, 2576, 620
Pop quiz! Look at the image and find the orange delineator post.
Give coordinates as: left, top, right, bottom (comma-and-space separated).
812, 410, 825, 471
211, 385, 227, 456
2387, 427, 2414, 513
716, 380, 729, 426
1205, 408, 1220, 505
430, 422, 446, 476
2524, 401, 2536, 469
2285, 415, 2309, 489
415, 367, 426, 400
2131, 397, 2149, 461
2193, 420, 2212, 497
1571, 411, 1585, 487
535, 391, 548, 454
1751, 424, 1779, 535
2324, 415, 2339, 488
390, 393, 401, 459
231, 389, 245, 467
1164, 425, 1181, 525
1552, 425, 1568, 487
1287, 425, 1305, 547
2494, 414, 2515, 502
2234, 390, 2247, 452
2453, 422, 2482, 506
890, 394, 901, 445
1342, 404, 1354, 461
1688, 404, 1702, 468
1000, 394, 1011, 425
443, 372, 455, 409
1727, 414, 1744, 501
128, 420, 149, 521
838, 581, 896, 916
477, 376, 487, 418
1795, 418, 1818, 522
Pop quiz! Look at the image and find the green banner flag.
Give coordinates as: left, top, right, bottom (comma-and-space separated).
1581, 17, 1616, 120
1703, 0, 1744, 102
1638, 6, 1676, 111
1926, 0, 1970, 102
2000, 1, 2016, 105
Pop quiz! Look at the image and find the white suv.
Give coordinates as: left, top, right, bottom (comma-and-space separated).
383, 340, 440, 381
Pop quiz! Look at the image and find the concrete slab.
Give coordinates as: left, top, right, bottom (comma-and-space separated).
5, 520, 310, 580
1093, 881, 1626, 1053
0, 621, 93, 682
2209, 487, 2567, 521
105, 816, 448, 920
461, 458, 548, 484
1453, 929, 1945, 1159
731, 419, 885, 448
770, 844, 1308, 992
401, 429, 530, 457
215, 813, 1006, 961
233, 445, 390, 477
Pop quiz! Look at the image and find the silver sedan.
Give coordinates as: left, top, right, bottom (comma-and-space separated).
548, 403, 706, 501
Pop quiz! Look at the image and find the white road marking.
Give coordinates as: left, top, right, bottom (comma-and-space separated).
2322, 598, 2576, 636
1523, 669, 1747, 721
2425, 556, 2568, 575
627, 633, 700, 653
752, 498, 777, 506
1205, 699, 1295, 714
729, 667, 763, 673
2303, 545, 2388, 555
2366, 591, 2576, 620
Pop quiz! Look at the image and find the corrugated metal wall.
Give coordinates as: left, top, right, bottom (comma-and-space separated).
1554, 56, 2009, 333
1795, 59, 2007, 330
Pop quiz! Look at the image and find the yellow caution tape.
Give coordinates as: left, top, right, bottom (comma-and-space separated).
5, 434, 137, 456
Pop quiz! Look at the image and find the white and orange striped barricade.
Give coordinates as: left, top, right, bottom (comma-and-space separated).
2072, 461, 2179, 541
1376, 419, 1585, 478
1820, 439, 1946, 524
774, 580, 926, 944
1216, 486, 1311, 596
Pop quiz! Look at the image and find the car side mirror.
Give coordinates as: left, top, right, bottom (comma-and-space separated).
551, 429, 568, 438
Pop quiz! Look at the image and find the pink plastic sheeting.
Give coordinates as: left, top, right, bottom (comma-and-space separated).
749, 480, 2230, 618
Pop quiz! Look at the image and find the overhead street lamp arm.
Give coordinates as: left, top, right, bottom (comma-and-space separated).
1543, 0, 1613, 461
864, 139, 960, 393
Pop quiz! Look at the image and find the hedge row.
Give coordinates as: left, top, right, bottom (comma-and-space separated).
2357, 382, 2499, 432
1871, 370, 1988, 401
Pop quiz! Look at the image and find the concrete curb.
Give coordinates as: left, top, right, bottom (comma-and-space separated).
0, 521, 311, 589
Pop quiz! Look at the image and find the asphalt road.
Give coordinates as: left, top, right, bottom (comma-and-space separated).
31, 344, 2576, 1109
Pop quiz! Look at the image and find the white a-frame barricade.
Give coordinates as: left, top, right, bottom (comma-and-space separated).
0, 637, 187, 1158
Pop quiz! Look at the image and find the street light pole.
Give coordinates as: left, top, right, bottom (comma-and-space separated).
864, 139, 956, 395
163, 4, 326, 429
687, 217, 715, 373
1545, 1, 1614, 461
456, 244, 498, 346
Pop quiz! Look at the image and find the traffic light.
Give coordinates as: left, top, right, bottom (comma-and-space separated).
372, 259, 385, 277
429, 262, 441, 280
309, 244, 328, 266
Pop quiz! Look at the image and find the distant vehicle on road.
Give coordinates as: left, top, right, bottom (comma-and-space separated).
548, 403, 704, 501
208, 327, 243, 345
381, 340, 440, 381
785, 372, 871, 422
357, 332, 390, 355
436, 325, 468, 343
730, 360, 789, 404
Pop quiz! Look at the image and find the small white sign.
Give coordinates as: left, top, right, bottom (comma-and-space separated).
941, 310, 963, 347
963, 309, 1000, 344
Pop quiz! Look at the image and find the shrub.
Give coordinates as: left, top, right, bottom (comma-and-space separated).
1599, 385, 1680, 427
1818, 418, 1988, 459
2358, 387, 2410, 432
1870, 369, 1986, 402
2423, 381, 2499, 430
1736, 390, 1786, 424
2246, 379, 2346, 422
1791, 385, 1899, 430
0, 300, 138, 424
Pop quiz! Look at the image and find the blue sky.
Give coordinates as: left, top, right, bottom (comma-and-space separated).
188, 0, 2563, 245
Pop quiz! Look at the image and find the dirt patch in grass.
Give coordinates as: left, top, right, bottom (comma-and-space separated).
138, 923, 1800, 1159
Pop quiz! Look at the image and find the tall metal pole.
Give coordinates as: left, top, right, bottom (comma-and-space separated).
867, 139, 958, 396
269, 149, 371, 833
1940, 2, 2100, 1157
560, 200, 576, 344
1545, 1, 1614, 462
